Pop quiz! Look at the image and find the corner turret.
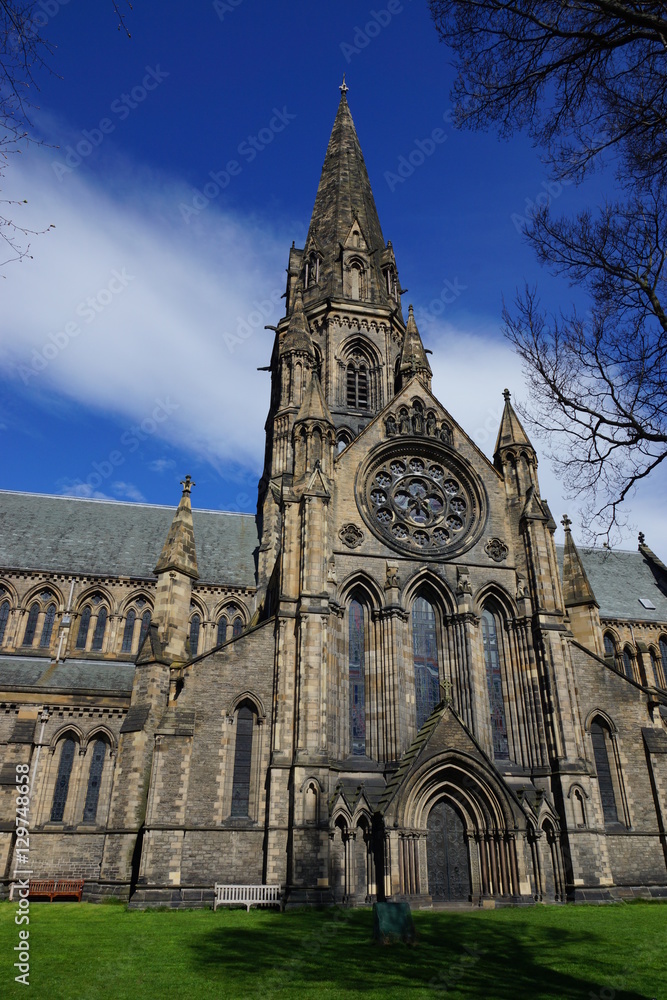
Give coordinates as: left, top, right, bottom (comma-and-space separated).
152, 476, 199, 664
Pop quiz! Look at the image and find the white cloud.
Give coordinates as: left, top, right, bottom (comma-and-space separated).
59, 482, 114, 501
148, 458, 177, 474
0, 146, 291, 477
112, 481, 147, 503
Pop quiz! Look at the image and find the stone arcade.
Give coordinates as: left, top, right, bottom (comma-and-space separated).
1, 87, 667, 907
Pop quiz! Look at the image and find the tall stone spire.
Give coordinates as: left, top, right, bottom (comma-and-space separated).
280, 287, 315, 359
561, 515, 597, 608
494, 389, 539, 496
154, 475, 199, 580
494, 389, 534, 459
301, 85, 395, 306
561, 514, 603, 654
153, 476, 199, 664
397, 305, 432, 390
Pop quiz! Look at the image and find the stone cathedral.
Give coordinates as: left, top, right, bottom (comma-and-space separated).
1, 88, 667, 908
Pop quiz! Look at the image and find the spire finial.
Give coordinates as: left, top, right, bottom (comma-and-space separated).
408, 303, 414, 315
503, 388, 511, 402
339, 74, 349, 96
561, 514, 572, 531
180, 474, 194, 496
638, 531, 646, 545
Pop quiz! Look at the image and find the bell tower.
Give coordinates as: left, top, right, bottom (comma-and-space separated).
257, 82, 413, 585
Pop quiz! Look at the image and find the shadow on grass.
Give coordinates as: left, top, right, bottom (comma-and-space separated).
188, 908, 652, 999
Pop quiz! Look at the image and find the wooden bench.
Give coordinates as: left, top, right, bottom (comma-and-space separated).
214, 883, 283, 912
28, 879, 84, 902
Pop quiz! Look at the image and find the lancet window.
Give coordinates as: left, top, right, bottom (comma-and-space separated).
189, 613, 201, 656
22, 590, 58, 648
82, 739, 107, 823
0, 600, 9, 645
589, 718, 622, 825
481, 607, 509, 759
349, 598, 366, 756
231, 704, 254, 818
412, 596, 440, 729
217, 606, 244, 645
50, 737, 76, 822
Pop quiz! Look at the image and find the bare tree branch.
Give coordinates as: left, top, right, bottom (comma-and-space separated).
0, 2, 132, 271
430, 1, 667, 537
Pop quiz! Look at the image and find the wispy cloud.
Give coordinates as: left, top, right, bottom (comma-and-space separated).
1, 138, 295, 477
148, 458, 177, 474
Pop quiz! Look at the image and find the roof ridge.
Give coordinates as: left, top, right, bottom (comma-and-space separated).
0, 489, 255, 517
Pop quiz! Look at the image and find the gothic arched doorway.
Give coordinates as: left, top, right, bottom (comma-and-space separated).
427, 800, 471, 901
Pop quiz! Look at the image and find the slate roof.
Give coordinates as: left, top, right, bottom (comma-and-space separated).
0, 490, 258, 587
557, 545, 667, 623
0, 655, 134, 694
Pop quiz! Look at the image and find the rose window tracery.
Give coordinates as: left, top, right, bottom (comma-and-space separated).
357, 445, 486, 558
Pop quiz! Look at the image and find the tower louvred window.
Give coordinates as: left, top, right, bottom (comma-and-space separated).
346, 359, 369, 409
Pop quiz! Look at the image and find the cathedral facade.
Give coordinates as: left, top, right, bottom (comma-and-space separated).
1, 89, 667, 907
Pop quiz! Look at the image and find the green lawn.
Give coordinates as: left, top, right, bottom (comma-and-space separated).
0, 900, 665, 999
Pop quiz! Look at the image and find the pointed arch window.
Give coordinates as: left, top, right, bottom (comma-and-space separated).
413, 596, 440, 729
481, 608, 509, 759
349, 598, 366, 756
231, 704, 254, 818
121, 609, 136, 653
603, 632, 616, 659
652, 645, 665, 688
39, 604, 56, 648
659, 636, 667, 686
83, 739, 107, 823
76, 607, 91, 649
590, 719, 620, 825
139, 610, 151, 648
0, 600, 9, 645
217, 617, 228, 646
50, 737, 76, 822
91, 606, 108, 652
22, 603, 40, 646
622, 646, 634, 681
217, 607, 244, 645
189, 614, 201, 656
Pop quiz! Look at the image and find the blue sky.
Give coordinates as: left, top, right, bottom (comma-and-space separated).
1, 1, 664, 552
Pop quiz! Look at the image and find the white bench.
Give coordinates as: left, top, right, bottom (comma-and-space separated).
214, 883, 283, 912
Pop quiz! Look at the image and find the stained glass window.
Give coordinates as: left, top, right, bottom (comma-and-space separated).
413, 597, 440, 729
50, 738, 76, 822
217, 617, 228, 645
139, 610, 151, 648
189, 614, 201, 656
23, 603, 40, 646
91, 606, 107, 651
83, 739, 106, 823
481, 608, 509, 759
603, 633, 616, 658
76, 607, 91, 649
622, 647, 634, 681
122, 609, 136, 653
0, 601, 9, 645
590, 720, 619, 824
231, 705, 253, 817
349, 599, 366, 755
39, 604, 56, 648
660, 637, 667, 685
233, 617, 243, 638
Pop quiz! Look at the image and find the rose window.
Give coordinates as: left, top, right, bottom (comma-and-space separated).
358, 445, 485, 558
